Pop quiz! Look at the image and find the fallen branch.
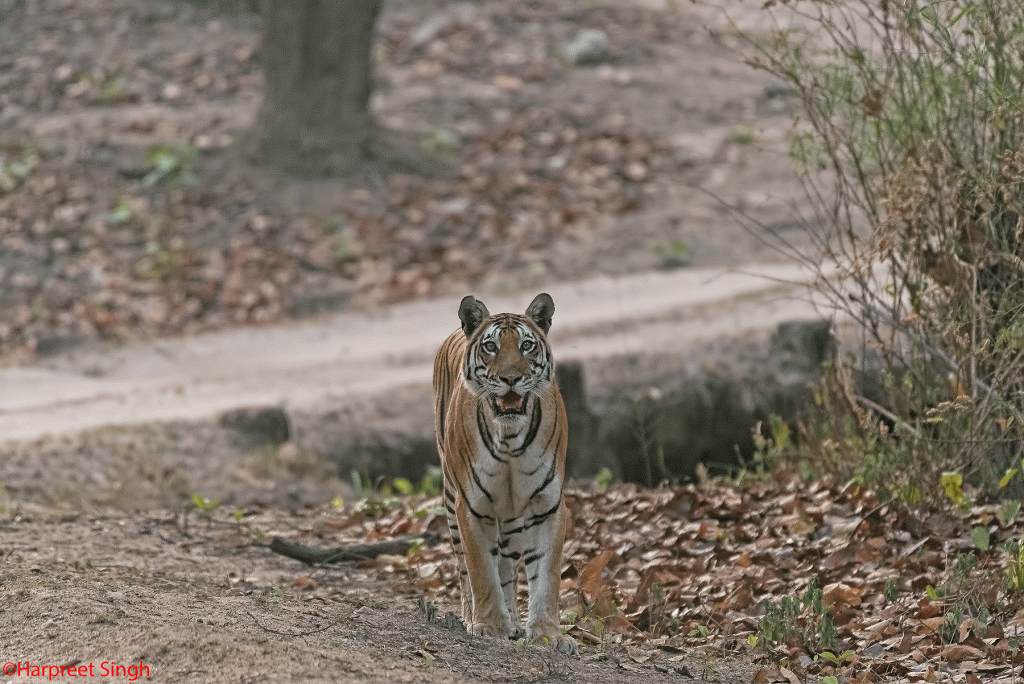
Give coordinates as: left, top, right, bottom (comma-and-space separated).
269, 534, 441, 566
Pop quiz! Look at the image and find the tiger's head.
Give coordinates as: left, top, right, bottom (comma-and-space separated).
458, 293, 555, 422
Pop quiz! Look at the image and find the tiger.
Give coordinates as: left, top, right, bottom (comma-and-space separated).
432, 292, 578, 656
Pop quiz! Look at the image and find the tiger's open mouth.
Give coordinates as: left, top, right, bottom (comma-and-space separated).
492, 390, 527, 416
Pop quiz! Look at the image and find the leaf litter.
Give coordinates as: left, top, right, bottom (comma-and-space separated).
0, 0, 681, 363
282, 474, 1024, 683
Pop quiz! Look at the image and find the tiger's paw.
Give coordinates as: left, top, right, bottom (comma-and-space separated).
469, 622, 512, 639
527, 626, 579, 656
553, 634, 579, 656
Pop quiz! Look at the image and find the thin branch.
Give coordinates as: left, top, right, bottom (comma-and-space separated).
269, 534, 441, 566
245, 610, 345, 638
854, 394, 920, 438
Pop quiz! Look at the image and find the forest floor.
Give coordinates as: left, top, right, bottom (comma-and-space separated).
0, 0, 816, 362
4, 0, 1022, 683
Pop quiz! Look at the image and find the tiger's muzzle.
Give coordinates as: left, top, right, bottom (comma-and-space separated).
492, 390, 527, 417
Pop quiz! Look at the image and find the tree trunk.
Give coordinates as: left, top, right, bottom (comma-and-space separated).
248, 0, 382, 177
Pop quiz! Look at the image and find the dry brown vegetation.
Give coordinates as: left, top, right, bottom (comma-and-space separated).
312, 475, 1024, 683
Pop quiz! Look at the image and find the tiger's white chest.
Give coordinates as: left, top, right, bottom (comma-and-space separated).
465, 407, 560, 522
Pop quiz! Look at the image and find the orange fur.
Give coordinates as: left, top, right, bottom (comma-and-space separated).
432, 294, 577, 655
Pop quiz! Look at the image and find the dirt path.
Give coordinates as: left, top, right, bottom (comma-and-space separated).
1, 262, 834, 442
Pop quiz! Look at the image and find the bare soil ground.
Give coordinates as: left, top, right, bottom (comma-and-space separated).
1, 0, 814, 681
2, 501, 758, 684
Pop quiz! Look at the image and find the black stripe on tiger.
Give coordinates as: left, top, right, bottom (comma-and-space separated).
476, 404, 508, 463
526, 458, 558, 501
469, 463, 494, 502
453, 476, 496, 523
525, 499, 560, 529
510, 401, 543, 457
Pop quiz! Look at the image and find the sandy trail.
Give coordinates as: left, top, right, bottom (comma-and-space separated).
1, 262, 835, 442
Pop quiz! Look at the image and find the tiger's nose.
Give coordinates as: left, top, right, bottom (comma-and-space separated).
499, 375, 521, 387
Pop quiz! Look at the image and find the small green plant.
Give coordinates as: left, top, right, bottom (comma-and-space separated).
940, 607, 965, 643
192, 493, 221, 517
134, 237, 189, 282
730, 126, 755, 146
971, 525, 991, 551
644, 582, 679, 635
928, 550, 1008, 635
654, 240, 692, 269
104, 196, 136, 226
819, 650, 854, 667
0, 140, 39, 193
408, 466, 443, 497
755, 578, 836, 653
941, 472, 970, 511
353, 466, 444, 518
1000, 499, 1021, 525
97, 69, 132, 103
631, 398, 669, 486
333, 239, 355, 264
348, 470, 404, 517
883, 577, 899, 603
143, 143, 198, 189
752, 414, 793, 475
421, 128, 460, 154
1001, 539, 1024, 592
353, 494, 401, 517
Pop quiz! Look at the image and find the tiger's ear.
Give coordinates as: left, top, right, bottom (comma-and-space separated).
525, 293, 555, 334
458, 295, 490, 338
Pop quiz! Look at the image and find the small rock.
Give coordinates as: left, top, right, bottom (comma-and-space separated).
769, 320, 835, 371
288, 288, 353, 318
411, 15, 452, 46
0, 103, 25, 126
563, 29, 610, 66
35, 334, 92, 358
436, 196, 471, 215
219, 406, 290, 446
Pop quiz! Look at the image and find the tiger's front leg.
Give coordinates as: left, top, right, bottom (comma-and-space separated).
520, 503, 579, 656
455, 502, 517, 639
498, 537, 524, 638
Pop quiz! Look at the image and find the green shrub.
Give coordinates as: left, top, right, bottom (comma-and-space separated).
751, 0, 1024, 504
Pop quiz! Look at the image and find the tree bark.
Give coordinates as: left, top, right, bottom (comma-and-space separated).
248, 0, 382, 176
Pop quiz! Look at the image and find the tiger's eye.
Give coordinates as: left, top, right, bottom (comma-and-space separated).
521, 340, 535, 353
482, 340, 498, 354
